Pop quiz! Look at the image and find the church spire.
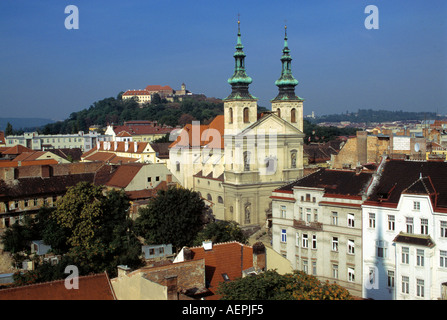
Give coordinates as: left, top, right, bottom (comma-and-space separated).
225, 18, 256, 100
272, 25, 301, 101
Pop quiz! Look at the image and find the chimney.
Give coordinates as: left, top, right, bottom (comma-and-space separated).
252, 242, 266, 272
183, 248, 193, 261
117, 265, 131, 278
356, 131, 368, 165
114, 141, 117, 151
166, 174, 172, 183
202, 240, 213, 251
134, 141, 137, 153
124, 141, 129, 152
165, 275, 178, 300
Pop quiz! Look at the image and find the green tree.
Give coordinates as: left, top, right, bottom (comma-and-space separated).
52, 182, 105, 249
135, 187, 208, 250
1, 216, 39, 254
5, 122, 13, 136
193, 220, 247, 246
218, 270, 353, 300
50, 182, 144, 276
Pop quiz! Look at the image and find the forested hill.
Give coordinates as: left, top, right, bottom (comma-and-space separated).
40, 94, 224, 134
312, 109, 438, 124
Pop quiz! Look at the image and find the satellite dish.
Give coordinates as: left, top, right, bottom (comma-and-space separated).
414, 143, 420, 152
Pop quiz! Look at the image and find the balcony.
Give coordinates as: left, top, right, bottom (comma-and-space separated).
293, 219, 323, 231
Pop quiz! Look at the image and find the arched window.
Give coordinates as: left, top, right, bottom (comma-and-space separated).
175, 161, 180, 172
207, 193, 212, 201
265, 156, 277, 174
243, 151, 251, 171
218, 196, 223, 204
277, 108, 281, 118
291, 150, 297, 168
229, 108, 233, 124
245, 203, 251, 224
291, 108, 297, 123
243, 107, 249, 123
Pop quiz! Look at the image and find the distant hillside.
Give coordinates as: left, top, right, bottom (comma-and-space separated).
39, 94, 224, 135
312, 109, 439, 124
0, 118, 55, 132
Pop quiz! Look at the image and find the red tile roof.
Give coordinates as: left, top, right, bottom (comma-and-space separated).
112, 125, 174, 136
169, 115, 224, 149
105, 163, 144, 188
0, 273, 116, 300
145, 85, 173, 92
187, 241, 254, 299
2, 145, 33, 155
122, 89, 151, 96
0, 159, 59, 168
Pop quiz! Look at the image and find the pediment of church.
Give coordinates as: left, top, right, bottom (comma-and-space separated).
236, 113, 304, 137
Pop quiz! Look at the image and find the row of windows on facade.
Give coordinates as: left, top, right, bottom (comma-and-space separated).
280, 231, 355, 254
295, 258, 357, 283
295, 256, 429, 297
8, 138, 85, 144
196, 191, 224, 204
5, 197, 58, 211
368, 212, 447, 236
228, 107, 298, 124
175, 151, 298, 173
286, 237, 443, 298
281, 204, 446, 234
281, 206, 356, 227
280, 228, 447, 268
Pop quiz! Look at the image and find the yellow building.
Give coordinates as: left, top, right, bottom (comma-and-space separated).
168, 23, 305, 227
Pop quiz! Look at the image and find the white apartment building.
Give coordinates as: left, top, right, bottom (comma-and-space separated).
5, 131, 112, 152
362, 159, 447, 300
271, 168, 373, 297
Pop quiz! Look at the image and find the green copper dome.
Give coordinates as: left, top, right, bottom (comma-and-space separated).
225, 20, 256, 100
272, 26, 302, 101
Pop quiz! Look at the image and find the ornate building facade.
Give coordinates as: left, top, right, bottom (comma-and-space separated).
169, 22, 305, 227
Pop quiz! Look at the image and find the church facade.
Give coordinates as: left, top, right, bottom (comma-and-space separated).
169, 22, 305, 227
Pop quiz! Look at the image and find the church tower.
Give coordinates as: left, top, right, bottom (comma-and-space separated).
271, 26, 303, 132
224, 19, 258, 135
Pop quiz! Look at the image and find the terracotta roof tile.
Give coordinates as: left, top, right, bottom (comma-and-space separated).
188, 241, 253, 299
169, 115, 224, 149
2, 145, 33, 155
105, 163, 144, 188
0, 273, 116, 300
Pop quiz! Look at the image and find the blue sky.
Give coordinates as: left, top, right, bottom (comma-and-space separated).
0, 0, 446, 120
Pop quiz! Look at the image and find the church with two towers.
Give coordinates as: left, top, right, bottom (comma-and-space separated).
169, 21, 305, 227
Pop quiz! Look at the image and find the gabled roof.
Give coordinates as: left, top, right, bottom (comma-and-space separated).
0, 273, 116, 300
236, 112, 304, 137
82, 141, 151, 157
2, 145, 33, 155
105, 163, 144, 188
